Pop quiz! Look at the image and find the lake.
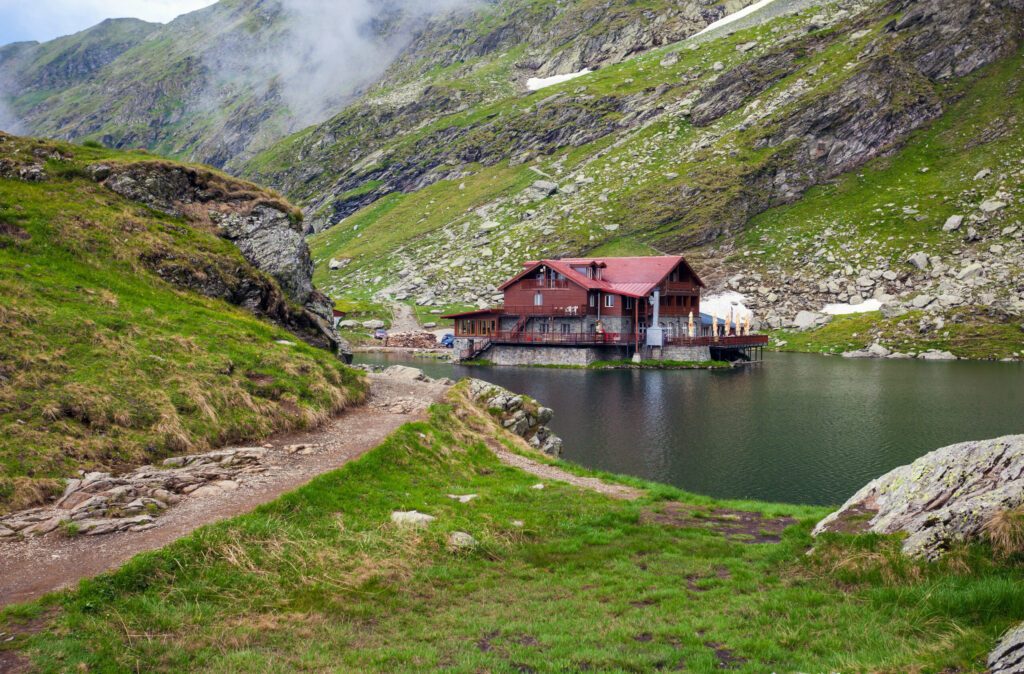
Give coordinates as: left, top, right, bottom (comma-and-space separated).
356, 352, 1024, 506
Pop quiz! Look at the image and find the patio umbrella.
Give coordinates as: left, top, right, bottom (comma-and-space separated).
712, 313, 718, 340
688, 311, 694, 338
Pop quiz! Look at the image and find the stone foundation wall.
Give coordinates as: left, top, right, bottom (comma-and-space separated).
655, 345, 712, 361
487, 345, 627, 366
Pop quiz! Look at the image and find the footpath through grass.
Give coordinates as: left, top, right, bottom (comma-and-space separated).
0, 134, 365, 512
3, 384, 1024, 672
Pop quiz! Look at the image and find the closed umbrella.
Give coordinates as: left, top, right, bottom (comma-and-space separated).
712, 312, 718, 341
688, 311, 694, 339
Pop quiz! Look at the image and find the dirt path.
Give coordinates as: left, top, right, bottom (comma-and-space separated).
0, 375, 448, 608
390, 302, 421, 333
489, 444, 643, 500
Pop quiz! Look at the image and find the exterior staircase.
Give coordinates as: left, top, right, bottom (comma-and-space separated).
466, 338, 492, 360
509, 314, 529, 339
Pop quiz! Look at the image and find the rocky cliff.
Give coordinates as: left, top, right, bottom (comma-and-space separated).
85, 159, 350, 358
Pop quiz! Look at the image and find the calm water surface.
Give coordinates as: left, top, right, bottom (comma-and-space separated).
357, 352, 1024, 505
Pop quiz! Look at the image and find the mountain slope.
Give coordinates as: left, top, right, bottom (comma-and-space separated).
245, 0, 762, 228
1, 0, 760, 173
258, 0, 1023, 358
0, 0, 428, 170
0, 18, 159, 99
0, 133, 364, 513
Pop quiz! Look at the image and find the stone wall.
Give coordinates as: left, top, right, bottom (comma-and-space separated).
488, 345, 626, 366
655, 345, 712, 361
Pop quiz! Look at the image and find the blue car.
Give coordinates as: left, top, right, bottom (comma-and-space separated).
440, 333, 455, 348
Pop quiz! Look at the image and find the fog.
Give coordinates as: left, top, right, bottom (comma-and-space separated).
0, 0, 479, 140
202, 0, 478, 131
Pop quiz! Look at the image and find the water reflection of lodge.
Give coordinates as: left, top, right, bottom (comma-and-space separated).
444, 256, 768, 362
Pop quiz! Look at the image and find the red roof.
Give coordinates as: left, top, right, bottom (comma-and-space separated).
500, 256, 704, 298
441, 308, 502, 319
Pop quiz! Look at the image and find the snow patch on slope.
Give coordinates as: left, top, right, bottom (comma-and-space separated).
527, 69, 592, 91
821, 299, 883, 315
701, 292, 753, 321
692, 0, 783, 38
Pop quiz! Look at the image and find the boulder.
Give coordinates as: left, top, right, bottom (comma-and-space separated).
957, 263, 984, 281
989, 623, 1024, 674
814, 435, 1024, 558
867, 342, 891, 358
362, 320, 386, 329
981, 200, 1007, 213
910, 294, 935, 309
382, 365, 427, 381
906, 252, 930, 270
390, 510, 435, 529
841, 349, 872, 359
447, 531, 478, 550
918, 350, 956, 360
792, 311, 828, 330
942, 215, 964, 231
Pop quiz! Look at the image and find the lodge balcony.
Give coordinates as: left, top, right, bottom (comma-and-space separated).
502, 304, 590, 317
519, 279, 572, 290
488, 331, 770, 348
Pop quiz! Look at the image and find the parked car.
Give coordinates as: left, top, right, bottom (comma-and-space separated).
440, 333, 455, 348
373, 328, 388, 340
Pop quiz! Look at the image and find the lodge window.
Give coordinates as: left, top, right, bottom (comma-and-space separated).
589, 294, 596, 307
604, 295, 614, 308
625, 297, 633, 310
534, 292, 543, 306
560, 323, 571, 334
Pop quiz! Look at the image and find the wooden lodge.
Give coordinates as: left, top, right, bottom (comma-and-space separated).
444, 256, 767, 366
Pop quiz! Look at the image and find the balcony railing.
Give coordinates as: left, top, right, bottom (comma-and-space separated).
502, 304, 589, 317
491, 331, 635, 345
664, 334, 770, 347
485, 332, 771, 348
520, 279, 571, 289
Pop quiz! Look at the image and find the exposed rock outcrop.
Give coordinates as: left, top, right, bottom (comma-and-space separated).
813, 435, 1024, 558
0, 447, 273, 539
91, 161, 351, 360
467, 379, 563, 456
990, 623, 1024, 674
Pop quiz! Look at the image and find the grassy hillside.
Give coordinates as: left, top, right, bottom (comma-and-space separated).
4, 384, 1022, 671
0, 134, 364, 513
293, 0, 1023, 358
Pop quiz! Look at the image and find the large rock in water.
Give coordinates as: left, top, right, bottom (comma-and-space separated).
814, 435, 1024, 558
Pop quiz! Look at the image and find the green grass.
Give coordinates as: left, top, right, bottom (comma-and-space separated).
774, 309, 1024, 360
4, 384, 1023, 672
0, 134, 365, 512
309, 164, 535, 295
